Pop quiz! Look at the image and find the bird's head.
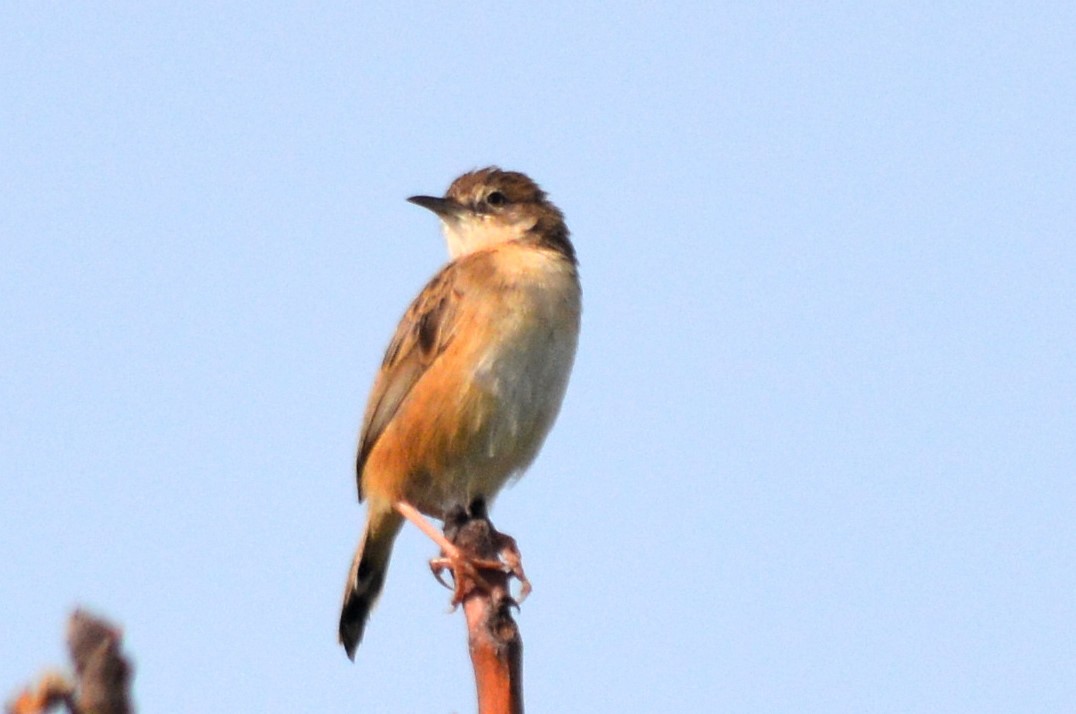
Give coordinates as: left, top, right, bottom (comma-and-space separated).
408, 167, 573, 262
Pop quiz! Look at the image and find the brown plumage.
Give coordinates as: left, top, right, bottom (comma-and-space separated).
339, 168, 581, 658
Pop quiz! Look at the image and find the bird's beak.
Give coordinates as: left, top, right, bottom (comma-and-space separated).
407, 195, 464, 220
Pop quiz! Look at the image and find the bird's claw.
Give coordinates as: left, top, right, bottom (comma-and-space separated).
428, 541, 530, 607
492, 531, 531, 602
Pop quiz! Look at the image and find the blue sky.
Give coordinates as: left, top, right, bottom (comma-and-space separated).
2, 3, 1073, 712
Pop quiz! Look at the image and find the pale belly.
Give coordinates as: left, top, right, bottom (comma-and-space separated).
414, 260, 580, 515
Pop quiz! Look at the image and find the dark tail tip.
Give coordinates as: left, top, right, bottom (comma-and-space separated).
339, 513, 400, 661
339, 555, 388, 660
338, 594, 370, 661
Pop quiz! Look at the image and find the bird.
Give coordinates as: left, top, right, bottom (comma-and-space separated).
338, 167, 581, 660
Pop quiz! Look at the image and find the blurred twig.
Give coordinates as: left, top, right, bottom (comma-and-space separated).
6, 609, 133, 714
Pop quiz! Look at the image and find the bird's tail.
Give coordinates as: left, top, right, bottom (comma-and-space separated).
339, 505, 403, 660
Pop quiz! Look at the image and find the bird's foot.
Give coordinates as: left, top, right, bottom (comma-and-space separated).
491, 530, 531, 602
429, 550, 505, 607
429, 501, 531, 606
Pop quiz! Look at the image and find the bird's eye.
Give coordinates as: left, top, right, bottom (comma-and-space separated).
486, 191, 507, 207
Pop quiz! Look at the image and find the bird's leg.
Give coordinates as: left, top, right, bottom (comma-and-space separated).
393, 500, 502, 606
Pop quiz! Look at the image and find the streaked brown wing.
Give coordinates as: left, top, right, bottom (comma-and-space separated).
355, 262, 463, 500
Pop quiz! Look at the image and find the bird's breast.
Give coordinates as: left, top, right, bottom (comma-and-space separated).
455, 247, 581, 493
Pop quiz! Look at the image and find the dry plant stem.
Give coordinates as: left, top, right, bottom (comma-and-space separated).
5, 609, 131, 714
66, 609, 132, 714
5, 672, 74, 714
449, 516, 524, 714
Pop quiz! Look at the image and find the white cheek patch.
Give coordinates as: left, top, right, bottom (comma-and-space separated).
441, 214, 538, 259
